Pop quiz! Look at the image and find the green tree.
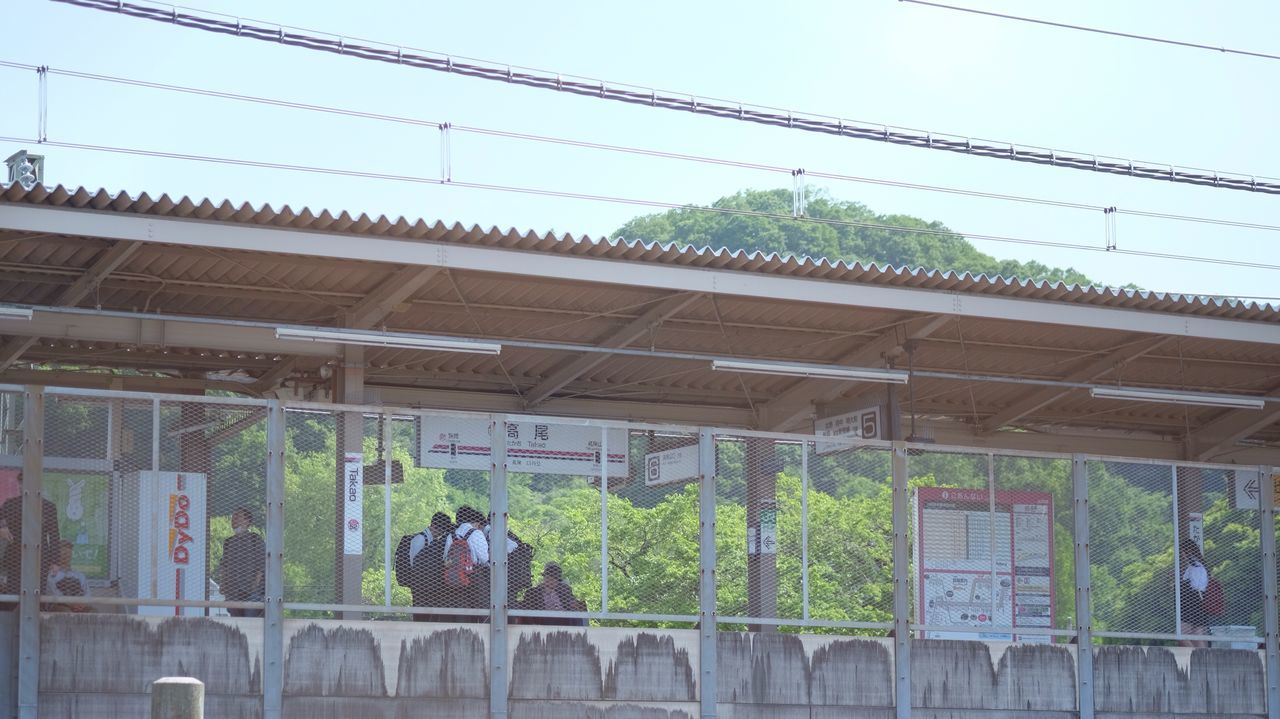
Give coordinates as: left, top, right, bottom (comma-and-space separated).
614, 188, 1095, 284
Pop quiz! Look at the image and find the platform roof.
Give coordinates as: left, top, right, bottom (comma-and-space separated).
0, 183, 1277, 464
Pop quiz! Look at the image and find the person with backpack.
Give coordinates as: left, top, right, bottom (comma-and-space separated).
394, 511, 453, 622
442, 505, 490, 621
488, 524, 535, 603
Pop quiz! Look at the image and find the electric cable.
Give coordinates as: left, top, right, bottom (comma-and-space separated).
3, 59, 1277, 234
46, 0, 1280, 195
899, 0, 1280, 62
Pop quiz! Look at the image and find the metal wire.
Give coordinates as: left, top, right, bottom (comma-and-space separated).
48, 0, 1280, 195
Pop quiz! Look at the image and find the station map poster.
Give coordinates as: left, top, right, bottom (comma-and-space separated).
913, 486, 1055, 642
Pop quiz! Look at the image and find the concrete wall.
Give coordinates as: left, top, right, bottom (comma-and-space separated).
22, 613, 1271, 718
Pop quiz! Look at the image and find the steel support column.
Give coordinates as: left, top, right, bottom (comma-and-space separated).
698, 428, 717, 719
262, 400, 285, 719
16, 387, 43, 719
891, 443, 910, 719
489, 416, 510, 719
1073, 456, 1094, 719
1260, 465, 1279, 719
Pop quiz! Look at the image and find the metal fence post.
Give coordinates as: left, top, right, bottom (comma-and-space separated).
891, 443, 910, 719
1260, 465, 1279, 719
698, 428, 717, 719
1072, 456, 1094, 719
16, 387, 44, 719
489, 416, 509, 719
262, 400, 285, 719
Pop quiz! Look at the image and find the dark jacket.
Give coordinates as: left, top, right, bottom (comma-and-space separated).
0, 494, 60, 595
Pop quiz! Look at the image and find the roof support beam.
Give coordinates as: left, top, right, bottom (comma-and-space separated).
0, 239, 141, 371
1187, 389, 1280, 461
343, 266, 442, 330
760, 315, 950, 431
0, 368, 248, 395
523, 292, 703, 409
980, 335, 1175, 433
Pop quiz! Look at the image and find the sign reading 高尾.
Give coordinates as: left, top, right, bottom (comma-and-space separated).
419, 418, 628, 477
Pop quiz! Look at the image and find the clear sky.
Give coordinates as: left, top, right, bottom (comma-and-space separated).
3, 0, 1277, 304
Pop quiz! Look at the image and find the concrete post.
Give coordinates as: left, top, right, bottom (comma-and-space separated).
891, 443, 911, 719
1072, 456, 1094, 719
489, 416, 509, 719
150, 677, 204, 718
262, 401, 285, 719
698, 428, 717, 719
1259, 466, 1278, 719
16, 386, 43, 719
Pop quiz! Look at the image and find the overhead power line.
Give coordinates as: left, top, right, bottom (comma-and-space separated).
900, 0, 1280, 62
49, 0, 1280, 196
4, 133, 1279, 289
5, 58, 1276, 234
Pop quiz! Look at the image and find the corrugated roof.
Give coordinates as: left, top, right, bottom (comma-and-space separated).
4, 183, 1277, 323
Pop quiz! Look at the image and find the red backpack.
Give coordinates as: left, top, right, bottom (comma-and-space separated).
443, 528, 477, 588
1204, 576, 1226, 616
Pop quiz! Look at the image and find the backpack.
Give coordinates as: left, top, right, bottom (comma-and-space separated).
508, 532, 534, 596
1205, 576, 1226, 616
443, 528, 478, 588
393, 532, 427, 588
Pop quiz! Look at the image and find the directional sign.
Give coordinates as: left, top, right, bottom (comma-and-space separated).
815, 405, 882, 454
1232, 470, 1267, 510
758, 502, 778, 555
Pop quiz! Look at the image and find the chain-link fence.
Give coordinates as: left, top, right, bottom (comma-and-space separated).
0, 384, 1271, 647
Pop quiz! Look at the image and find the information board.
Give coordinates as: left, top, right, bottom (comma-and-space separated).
913, 486, 1055, 642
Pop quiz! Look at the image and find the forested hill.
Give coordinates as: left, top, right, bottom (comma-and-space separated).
614, 188, 1095, 286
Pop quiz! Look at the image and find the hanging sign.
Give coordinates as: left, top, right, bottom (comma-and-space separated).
814, 405, 883, 454
419, 418, 628, 477
644, 444, 699, 487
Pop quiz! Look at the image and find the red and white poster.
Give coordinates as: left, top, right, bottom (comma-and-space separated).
913, 486, 1055, 642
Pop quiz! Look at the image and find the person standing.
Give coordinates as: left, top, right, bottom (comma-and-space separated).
0, 471, 60, 608
517, 562, 587, 627
219, 507, 265, 618
1178, 538, 1210, 648
46, 541, 90, 613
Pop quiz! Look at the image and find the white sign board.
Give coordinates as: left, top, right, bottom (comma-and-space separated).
419, 418, 628, 477
343, 452, 363, 555
1231, 469, 1275, 511
117, 471, 207, 616
759, 502, 778, 555
645, 444, 699, 487
814, 406, 882, 454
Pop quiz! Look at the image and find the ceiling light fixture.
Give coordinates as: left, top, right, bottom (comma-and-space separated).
0, 306, 34, 320
1089, 386, 1264, 410
711, 359, 909, 384
275, 327, 502, 355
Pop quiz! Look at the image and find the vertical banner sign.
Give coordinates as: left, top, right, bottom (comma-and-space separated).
344, 452, 363, 555
758, 500, 778, 555
1187, 512, 1204, 554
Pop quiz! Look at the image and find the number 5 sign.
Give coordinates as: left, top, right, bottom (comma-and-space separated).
814, 405, 883, 455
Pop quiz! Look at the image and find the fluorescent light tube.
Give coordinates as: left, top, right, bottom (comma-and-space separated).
711, 359, 909, 384
1089, 386, 1264, 410
275, 327, 501, 355
0, 306, 33, 320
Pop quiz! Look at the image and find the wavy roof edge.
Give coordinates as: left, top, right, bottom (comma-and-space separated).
2, 182, 1277, 322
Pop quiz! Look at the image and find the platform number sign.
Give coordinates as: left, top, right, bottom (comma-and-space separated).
815, 405, 883, 454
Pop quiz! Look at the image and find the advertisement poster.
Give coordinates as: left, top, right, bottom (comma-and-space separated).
913, 486, 1055, 642
45, 472, 110, 579
419, 418, 628, 478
